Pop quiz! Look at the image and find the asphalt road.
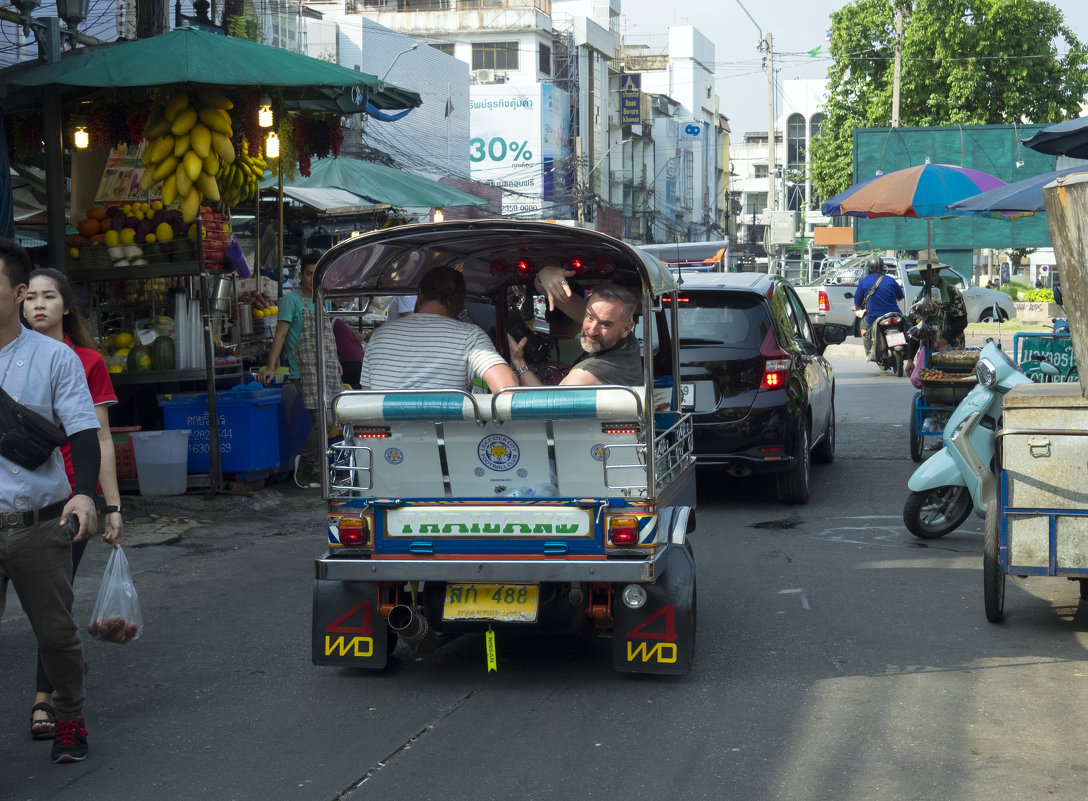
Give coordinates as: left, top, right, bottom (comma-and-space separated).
3, 346, 1088, 800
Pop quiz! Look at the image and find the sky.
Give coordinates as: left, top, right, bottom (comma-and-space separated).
620, 0, 1088, 135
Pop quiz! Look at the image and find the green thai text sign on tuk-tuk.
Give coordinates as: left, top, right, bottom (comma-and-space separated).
308, 221, 698, 674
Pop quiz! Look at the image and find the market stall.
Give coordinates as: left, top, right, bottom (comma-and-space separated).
0, 26, 423, 494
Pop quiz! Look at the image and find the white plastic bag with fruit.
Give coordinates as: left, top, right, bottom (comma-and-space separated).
87, 546, 143, 645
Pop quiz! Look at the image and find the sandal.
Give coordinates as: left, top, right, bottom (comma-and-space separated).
31, 701, 57, 740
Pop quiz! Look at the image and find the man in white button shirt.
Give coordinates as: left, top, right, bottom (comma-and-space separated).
0, 239, 100, 764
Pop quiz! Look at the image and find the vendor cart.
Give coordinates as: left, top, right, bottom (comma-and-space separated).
984, 383, 1088, 622
909, 349, 980, 461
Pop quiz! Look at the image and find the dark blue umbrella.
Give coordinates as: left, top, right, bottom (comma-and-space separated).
1021, 116, 1088, 159
946, 166, 1088, 216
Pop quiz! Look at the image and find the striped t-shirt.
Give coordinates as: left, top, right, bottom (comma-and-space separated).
359, 313, 507, 391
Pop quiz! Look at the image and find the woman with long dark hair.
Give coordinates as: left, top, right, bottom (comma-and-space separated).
22, 268, 123, 740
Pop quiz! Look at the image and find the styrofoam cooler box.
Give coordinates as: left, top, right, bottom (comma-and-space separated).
157, 387, 281, 475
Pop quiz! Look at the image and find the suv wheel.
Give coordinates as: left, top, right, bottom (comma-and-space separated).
776, 422, 811, 504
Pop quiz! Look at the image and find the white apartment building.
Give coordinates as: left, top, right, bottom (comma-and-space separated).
730, 78, 828, 256
277, 0, 728, 241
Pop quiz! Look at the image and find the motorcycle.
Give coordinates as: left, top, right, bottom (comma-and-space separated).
871, 311, 908, 376
902, 339, 1058, 538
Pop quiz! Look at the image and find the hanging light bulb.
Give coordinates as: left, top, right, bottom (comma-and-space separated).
432, 208, 444, 223
266, 131, 280, 159
73, 126, 89, 150
258, 93, 274, 129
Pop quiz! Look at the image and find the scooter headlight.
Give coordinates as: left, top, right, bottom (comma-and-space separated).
976, 359, 997, 388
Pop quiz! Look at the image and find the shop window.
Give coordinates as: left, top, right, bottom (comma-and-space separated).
539, 43, 551, 76
430, 42, 455, 56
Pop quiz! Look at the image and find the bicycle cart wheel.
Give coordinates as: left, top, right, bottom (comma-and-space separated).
983, 500, 1005, 622
909, 392, 924, 462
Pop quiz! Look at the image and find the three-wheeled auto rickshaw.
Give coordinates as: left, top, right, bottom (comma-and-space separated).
309, 221, 698, 674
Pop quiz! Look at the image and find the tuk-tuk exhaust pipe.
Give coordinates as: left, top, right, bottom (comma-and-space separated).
388, 604, 439, 652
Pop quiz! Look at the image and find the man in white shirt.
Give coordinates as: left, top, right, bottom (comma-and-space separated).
360, 266, 521, 392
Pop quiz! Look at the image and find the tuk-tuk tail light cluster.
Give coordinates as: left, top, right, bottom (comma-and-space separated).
335, 515, 373, 548
608, 515, 639, 546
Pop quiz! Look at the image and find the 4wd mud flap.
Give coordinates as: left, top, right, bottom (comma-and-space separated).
612, 544, 696, 675
312, 580, 388, 669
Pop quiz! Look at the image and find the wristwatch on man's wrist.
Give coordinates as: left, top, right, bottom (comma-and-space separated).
102, 505, 121, 515
514, 364, 531, 377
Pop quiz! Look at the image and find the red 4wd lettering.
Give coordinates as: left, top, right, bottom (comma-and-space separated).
625, 605, 678, 664
324, 600, 375, 658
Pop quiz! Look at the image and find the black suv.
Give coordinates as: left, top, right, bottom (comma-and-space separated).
657, 272, 848, 503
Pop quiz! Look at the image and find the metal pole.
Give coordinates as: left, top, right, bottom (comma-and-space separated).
42, 18, 65, 272
892, 6, 904, 127
766, 32, 776, 213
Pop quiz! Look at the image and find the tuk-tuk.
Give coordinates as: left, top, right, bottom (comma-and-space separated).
309, 221, 697, 674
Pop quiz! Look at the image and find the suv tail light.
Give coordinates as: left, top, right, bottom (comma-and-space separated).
818, 290, 830, 312
759, 328, 790, 390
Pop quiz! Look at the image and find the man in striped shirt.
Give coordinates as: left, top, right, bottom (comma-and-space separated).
359, 266, 521, 392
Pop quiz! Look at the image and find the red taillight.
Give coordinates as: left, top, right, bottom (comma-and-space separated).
759, 329, 790, 391
338, 517, 371, 547
515, 258, 534, 277
601, 422, 640, 435
570, 256, 587, 274
818, 290, 830, 312
353, 426, 391, 440
608, 515, 638, 545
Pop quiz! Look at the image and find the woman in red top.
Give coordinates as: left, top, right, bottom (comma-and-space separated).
22, 268, 124, 739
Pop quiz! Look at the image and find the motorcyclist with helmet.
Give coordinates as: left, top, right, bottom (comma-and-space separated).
852, 254, 905, 362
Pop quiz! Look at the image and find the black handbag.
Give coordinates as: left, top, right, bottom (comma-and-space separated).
0, 385, 68, 470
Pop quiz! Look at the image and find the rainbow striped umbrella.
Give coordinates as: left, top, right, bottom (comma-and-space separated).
821, 163, 1005, 219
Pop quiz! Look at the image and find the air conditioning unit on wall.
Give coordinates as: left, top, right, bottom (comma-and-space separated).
473, 69, 495, 83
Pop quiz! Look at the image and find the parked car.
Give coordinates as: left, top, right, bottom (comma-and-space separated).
660, 272, 848, 503
898, 261, 1016, 322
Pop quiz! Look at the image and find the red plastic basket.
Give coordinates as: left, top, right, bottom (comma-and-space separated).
111, 426, 141, 479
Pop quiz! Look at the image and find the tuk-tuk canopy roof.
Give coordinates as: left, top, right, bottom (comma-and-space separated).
317, 220, 677, 301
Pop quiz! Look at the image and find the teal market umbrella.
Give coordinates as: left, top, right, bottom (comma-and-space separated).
259, 156, 489, 210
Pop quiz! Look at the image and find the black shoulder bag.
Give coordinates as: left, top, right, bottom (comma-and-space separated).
0, 385, 68, 470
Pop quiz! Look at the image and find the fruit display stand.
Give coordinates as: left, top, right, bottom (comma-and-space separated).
70, 224, 245, 495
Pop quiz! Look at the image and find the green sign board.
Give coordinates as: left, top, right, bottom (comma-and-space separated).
852, 124, 1059, 271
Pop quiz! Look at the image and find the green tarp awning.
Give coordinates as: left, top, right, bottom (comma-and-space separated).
259, 157, 489, 209
1, 26, 420, 113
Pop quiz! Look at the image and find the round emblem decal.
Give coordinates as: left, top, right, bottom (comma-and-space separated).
474, 467, 485, 477
590, 444, 607, 462
516, 468, 528, 478
478, 434, 520, 471
384, 448, 404, 465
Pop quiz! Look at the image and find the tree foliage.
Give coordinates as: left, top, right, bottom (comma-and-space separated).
810, 0, 1088, 200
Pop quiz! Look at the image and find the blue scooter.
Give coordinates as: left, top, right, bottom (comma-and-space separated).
902, 339, 1056, 538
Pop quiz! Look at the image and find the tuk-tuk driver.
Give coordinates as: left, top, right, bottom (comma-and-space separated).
509, 266, 641, 386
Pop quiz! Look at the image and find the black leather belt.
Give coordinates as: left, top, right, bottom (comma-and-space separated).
0, 500, 67, 530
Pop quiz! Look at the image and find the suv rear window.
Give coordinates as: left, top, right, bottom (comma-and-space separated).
665, 290, 768, 349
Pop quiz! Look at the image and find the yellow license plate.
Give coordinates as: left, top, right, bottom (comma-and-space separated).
442, 583, 539, 622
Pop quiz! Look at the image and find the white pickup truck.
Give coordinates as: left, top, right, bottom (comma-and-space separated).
793, 254, 897, 334
795, 255, 1017, 331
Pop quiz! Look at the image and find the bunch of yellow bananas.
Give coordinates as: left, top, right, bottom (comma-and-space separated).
218, 142, 267, 208
139, 90, 236, 222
